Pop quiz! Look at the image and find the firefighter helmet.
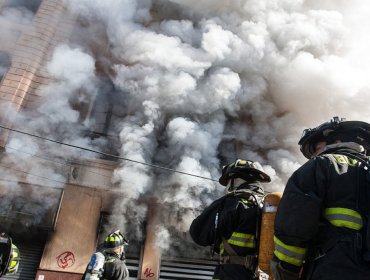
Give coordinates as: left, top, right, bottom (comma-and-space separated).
104, 230, 128, 249
6, 244, 20, 274
298, 116, 370, 159
219, 159, 271, 186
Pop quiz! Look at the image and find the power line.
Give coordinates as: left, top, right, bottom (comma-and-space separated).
0, 124, 218, 182
5, 145, 112, 179
0, 163, 67, 185
4, 146, 155, 187
0, 177, 64, 190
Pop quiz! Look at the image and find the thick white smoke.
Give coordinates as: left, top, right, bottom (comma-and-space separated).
62, 0, 370, 255
2, 0, 370, 256
0, 0, 105, 234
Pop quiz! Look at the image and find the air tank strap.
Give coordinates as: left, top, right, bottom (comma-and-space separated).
220, 237, 257, 270
329, 151, 370, 258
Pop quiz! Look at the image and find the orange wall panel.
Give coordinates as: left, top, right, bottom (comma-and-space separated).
39, 185, 102, 274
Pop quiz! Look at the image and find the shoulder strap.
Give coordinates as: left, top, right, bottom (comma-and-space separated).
221, 237, 238, 256
225, 190, 262, 255
331, 152, 370, 259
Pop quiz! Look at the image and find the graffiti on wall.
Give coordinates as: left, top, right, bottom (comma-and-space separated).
143, 267, 155, 278
56, 251, 75, 269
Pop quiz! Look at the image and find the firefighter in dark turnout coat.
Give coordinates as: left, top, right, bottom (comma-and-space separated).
190, 159, 271, 280
0, 233, 20, 278
82, 230, 129, 280
271, 117, 370, 280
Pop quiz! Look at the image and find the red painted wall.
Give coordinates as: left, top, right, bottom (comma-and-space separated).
35, 270, 82, 280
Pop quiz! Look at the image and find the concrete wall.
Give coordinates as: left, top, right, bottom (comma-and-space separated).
38, 184, 102, 278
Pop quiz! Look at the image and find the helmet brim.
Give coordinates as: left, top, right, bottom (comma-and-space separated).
299, 120, 370, 159
219, 169, 271, 186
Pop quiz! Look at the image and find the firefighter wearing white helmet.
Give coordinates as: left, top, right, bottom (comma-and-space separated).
82, 230, 129, 280
271, 117, 370, 280
190, 159, 271, 280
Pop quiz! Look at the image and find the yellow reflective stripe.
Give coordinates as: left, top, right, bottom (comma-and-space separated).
12, 251, 19, 258
333, 155, 358, 167
219, 242, 224, 254
227, 232, 256, 248
10, 260, 17, 267
324, 207, 363, 230
273, 236, 306, 266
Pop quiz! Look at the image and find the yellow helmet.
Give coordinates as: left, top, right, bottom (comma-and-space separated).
104, 230, 128, 249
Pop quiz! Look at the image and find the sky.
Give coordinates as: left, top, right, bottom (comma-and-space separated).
1, 0, 370, 255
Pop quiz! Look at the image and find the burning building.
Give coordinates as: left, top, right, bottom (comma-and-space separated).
0, 0, 369, 279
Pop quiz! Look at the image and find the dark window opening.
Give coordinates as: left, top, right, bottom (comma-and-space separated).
0, 185, 63, 241
0, 51, 11, 83
85, 76, 128, 158
2, 0, 41, 14
69, 89, 94, 123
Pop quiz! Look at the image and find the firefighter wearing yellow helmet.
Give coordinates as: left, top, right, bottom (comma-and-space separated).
190, 159, 271, 280
271, 117, 370, 280
0, 233, 20, 278
82, 230, 129, 280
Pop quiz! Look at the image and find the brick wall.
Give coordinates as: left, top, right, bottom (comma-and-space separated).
0, 0, 76, 147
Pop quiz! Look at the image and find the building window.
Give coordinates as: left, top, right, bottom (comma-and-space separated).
0, 51, 11, 83
2, 0, 41, 14
0, 184, 63, 240
83, 76, 127, 157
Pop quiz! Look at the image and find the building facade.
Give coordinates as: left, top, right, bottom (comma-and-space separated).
0, 1, 217, 279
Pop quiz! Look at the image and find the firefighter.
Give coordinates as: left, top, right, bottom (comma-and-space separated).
0, 233, 20, 278
189, 159, 271, 280
82, 230, 129, 280
271, 117, 370, 280
5, 244, 20, 275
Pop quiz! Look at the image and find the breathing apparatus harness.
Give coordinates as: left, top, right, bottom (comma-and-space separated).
335, 150, 370, 261
303, 149, 370, 280
211, 185, 263, 277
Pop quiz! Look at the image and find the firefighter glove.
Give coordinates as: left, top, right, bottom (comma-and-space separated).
270, 258, 300, 280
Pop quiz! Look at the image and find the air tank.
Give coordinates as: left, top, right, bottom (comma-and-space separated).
258, 192, 282, 279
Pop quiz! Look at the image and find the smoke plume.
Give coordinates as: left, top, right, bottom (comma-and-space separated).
65, 0, 370, 256
1, 0, 370, 257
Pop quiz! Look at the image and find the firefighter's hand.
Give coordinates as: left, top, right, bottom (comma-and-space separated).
270, 258, 300, 280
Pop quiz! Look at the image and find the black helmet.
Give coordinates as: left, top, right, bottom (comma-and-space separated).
298, 116, 370, 159
219, 159, 271, 186
0, 233, 16, 277
6, 244, 20, 275
104, 230, 128, 249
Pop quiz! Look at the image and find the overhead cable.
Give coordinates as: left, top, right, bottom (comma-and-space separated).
0, 124, 218, 182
